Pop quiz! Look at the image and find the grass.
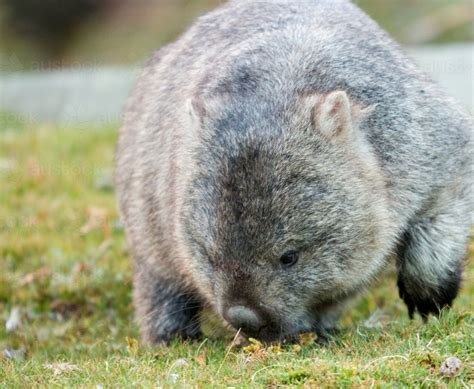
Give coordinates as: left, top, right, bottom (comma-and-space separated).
0, 120, 473, 387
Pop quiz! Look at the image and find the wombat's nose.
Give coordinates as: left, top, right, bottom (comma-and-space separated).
224, 305, 264, 334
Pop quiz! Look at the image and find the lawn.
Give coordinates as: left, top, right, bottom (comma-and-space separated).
0, 119, 472, 387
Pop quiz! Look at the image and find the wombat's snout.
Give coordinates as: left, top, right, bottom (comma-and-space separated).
223, 305, 266, 336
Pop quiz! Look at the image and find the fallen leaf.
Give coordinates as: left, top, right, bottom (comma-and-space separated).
243, 338, 264, 354
196, 351, 208, 366
293, 344, 302, 354
126, 337, 139, 356
299, 332, 317, 346
126, 337, 139, 355
439, 356, 463, 377
267, 343, 282, 354
242, 338, 269, 363
44, 362, 79, 376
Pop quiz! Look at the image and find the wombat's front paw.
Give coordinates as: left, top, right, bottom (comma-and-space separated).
397, 276, 457, 321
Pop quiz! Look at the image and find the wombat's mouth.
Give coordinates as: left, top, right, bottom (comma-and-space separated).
221, 303, 316, 343
230, 318, 315, 344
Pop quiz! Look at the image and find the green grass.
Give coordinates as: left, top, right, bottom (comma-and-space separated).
0, 122, 473, 387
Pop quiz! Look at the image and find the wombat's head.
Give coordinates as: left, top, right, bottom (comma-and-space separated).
184, 91, 392, 341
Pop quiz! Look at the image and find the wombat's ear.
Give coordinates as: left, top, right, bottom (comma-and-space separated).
312, 91, 373, 141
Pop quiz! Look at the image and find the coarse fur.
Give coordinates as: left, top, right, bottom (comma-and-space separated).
115, 0, 473, 344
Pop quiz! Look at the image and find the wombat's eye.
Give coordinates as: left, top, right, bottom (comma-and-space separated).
279, 250, 299, 268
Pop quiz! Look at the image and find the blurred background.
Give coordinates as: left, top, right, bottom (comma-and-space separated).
0, 0, 473, 70
0, 0, 472, 123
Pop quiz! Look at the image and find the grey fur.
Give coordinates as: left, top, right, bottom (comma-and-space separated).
116, 0, 473, 343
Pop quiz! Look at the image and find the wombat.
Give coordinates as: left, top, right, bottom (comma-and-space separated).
116, 0, 472, 344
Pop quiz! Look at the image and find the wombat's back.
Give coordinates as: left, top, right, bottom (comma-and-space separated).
116, 0, 471, 275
